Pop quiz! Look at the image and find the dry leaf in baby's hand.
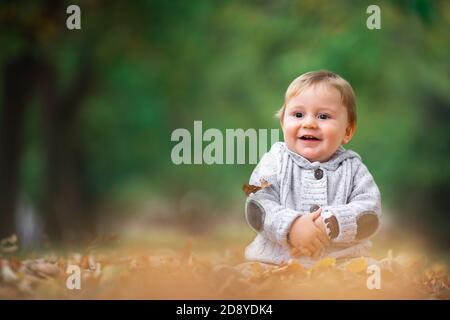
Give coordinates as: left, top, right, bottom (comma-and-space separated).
242, 179, 272, 197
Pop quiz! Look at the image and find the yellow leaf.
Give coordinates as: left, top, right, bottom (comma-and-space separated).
312, 257, 336, 270
344, 257, 368, 273
286, 259, 306, 273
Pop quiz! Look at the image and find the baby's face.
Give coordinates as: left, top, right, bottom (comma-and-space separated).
281, 84, 355, 163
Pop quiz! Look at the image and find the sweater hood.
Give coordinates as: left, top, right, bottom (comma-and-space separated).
282, 143, 361, 171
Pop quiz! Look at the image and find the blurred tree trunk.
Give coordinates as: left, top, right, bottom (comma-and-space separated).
38, 54, 94, 243
0, 52, 94, 243
0, 0, 96, 244
0, 53, 37, 239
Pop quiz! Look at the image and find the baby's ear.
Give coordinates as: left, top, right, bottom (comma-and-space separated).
277, 105, 286, 128
342, 123, 356, 144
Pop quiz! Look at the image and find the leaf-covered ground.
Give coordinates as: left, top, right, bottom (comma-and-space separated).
1, 226, 449, 300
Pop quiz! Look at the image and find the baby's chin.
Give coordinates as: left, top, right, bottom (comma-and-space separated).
293, 147, 334, 163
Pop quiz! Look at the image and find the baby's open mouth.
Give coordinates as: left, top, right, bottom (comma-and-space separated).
299, 135, 321, 141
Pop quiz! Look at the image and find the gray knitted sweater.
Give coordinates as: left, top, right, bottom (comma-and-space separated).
244, 142, 382, 267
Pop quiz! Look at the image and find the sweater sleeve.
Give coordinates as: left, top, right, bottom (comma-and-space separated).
244, 143, 301, 247
321, 159, 382, 243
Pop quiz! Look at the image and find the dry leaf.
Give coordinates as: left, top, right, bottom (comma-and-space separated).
0, 234, 448, 299
0, 234, 18, 253
1, 264, 19, 284
22, 259, 60, 278
286, 259, 306, 274
312, 257, 336, 270
242, 179, 272, 196
344, 257, 368, 273
8, 258, 22, 272
80, 255, 90, 269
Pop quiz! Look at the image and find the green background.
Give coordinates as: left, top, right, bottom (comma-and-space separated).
0, 0, 449, 251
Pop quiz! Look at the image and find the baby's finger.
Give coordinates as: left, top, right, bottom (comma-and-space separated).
313, 238, 323, 251
314, 219, 322, 227
300, 241, 314, 253
312, 248, 322, 259
315, 227, 330, 245
309, 207, 322, 220
300, 247, 312, 257
307, 238, 319, 252
290, 247, 301, 258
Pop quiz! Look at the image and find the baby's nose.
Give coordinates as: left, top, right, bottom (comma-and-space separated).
302, 115, 318, 128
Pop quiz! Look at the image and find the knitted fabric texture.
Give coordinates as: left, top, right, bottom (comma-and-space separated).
244, 142, 382, 267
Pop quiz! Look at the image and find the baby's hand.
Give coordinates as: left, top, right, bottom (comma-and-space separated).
314, 216, 328, 237
288, 208, 329, 257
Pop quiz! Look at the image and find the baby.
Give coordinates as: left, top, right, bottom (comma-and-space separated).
244, 70, 382, 267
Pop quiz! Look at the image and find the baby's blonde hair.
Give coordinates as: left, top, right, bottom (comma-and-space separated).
276, 70, 356, 126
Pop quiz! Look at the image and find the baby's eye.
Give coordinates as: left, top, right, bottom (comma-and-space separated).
294, 112, 303, 118
318, 113, 330, 120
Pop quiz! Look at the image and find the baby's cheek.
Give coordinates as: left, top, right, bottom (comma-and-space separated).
283, 127, 297, 141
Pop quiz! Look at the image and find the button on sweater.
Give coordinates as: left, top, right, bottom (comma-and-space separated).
244, 142, 382, 267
